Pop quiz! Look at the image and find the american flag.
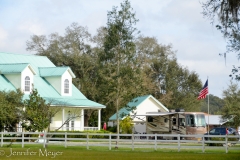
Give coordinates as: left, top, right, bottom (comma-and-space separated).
197, 80, 208, 100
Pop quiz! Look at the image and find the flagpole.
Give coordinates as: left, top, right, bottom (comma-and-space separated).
207, 77, 209, 134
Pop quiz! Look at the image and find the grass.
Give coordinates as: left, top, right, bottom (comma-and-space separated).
0, 144, 239, 160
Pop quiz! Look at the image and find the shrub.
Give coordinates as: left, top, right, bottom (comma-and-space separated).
207, 136, 239, 146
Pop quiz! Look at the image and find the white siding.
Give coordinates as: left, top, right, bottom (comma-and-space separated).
5, 66, 35, 93
131, 98, 162, 122
45, 76, 61, 94
61, 71, 72, 96
21, 67, 34, 93
130, 97, 168, 134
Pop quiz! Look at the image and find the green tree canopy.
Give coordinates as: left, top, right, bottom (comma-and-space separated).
22, 88, 56, 132
99, 0, 140, 134
200, 94, 224, 114
221, 81, 240, 128
0, 89, 23, 132
202, 0, 240, 79
119, 116, 133, 134
135, 36, 203, 111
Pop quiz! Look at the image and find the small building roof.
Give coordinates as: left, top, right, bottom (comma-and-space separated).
39, 67, 76, 78
205, 115, 229, 125
0, 63, 36, 75
0, 52, 55, 75
109, 95, 168, 121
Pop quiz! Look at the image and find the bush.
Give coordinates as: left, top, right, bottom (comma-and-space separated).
49, 130, 112, 139
207, 136, 239, 146
107, 126, 117, 133
208, 137, 224, 146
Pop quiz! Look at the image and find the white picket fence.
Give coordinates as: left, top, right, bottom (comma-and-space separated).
1, 132, 240, 153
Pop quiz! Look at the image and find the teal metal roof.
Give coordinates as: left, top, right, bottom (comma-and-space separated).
109, 95, 150, 120
0, 63, 32, 74
21, 76, 104, 108
0, 75, 16, 91
109, 95, 168, 120
0, 52, 105, 109
39, 67, 76, 78
0, 52, 55, 75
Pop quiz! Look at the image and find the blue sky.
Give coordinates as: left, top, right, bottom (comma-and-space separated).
0, 0, 239, 98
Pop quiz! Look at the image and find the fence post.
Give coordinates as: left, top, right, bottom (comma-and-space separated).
154, 134, 157, 151
132, 133, 134, 151
64, 132, 67, 148
225, 134, 228, 153
43, 133, 46, 148
109, 133, 111, 150
1, 132, 3, 147
202, 135, 205, 153
178, 134, 180, 152
87, 132, 89, 150
22, 132, 24, 148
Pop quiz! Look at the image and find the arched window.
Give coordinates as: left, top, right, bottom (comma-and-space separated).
64, 79, 69, 93
25, 76, 30, 92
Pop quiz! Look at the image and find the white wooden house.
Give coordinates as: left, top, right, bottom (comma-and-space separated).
108, 95, 168, 134
0, 52, 105, 131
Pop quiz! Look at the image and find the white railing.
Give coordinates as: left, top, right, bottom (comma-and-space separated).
84, 127, 98, 131
49, 127, 98, 131
0, 132, 239, 153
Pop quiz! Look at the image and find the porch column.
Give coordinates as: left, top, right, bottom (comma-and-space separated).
80, 109, 84, 131
98, 109, 101, 130
62, 108, 65, 131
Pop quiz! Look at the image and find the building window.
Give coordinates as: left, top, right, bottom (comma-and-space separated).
64, 79, 69, 93
66, 122, 69, 131
25, 76, 30, 92
71, 121, 74, 131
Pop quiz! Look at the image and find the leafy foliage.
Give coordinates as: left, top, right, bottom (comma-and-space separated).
22, 88, 55, 132
119, 116, 133, 134
99, 0, 140, 134
135, 36, 203, 111
200, 94, 224, 114
221, 81, 240, 128
202, 0, 240, 79
25, 0, 209, 124
0, 89, 23, 131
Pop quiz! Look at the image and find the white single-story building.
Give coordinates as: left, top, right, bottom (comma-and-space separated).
0, 52, 105, 131
108, 95, 169, 134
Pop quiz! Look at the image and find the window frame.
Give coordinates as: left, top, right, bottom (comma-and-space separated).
25, 76, 31, 92
64, 79, 69, 94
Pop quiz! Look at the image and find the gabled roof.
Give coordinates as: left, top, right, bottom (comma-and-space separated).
0, 63, 36, 75
0, 75, 16, 91
109, 95, 168, 121
0, 52, 55, 75
0, 52, 105, 109
39, 67, 76, 78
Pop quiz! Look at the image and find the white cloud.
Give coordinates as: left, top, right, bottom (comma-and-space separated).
0, 26, 7, 48
0, 0, 239, 98
18, 22, 46, 35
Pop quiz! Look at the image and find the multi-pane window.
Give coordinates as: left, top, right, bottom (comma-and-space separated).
64, 79, 69, 94
25, 76, 30, 92
71, 121, 74, 131
66, 122, 69, 131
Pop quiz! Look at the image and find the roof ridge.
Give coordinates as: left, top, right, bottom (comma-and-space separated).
0, 52, 45, 57
0, 63, 29, 65
39, 66, 69, 69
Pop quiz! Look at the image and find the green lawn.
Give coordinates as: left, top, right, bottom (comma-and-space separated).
0, 145, 239, 160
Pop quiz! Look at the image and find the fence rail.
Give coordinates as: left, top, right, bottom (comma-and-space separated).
1, 132, 240, 153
